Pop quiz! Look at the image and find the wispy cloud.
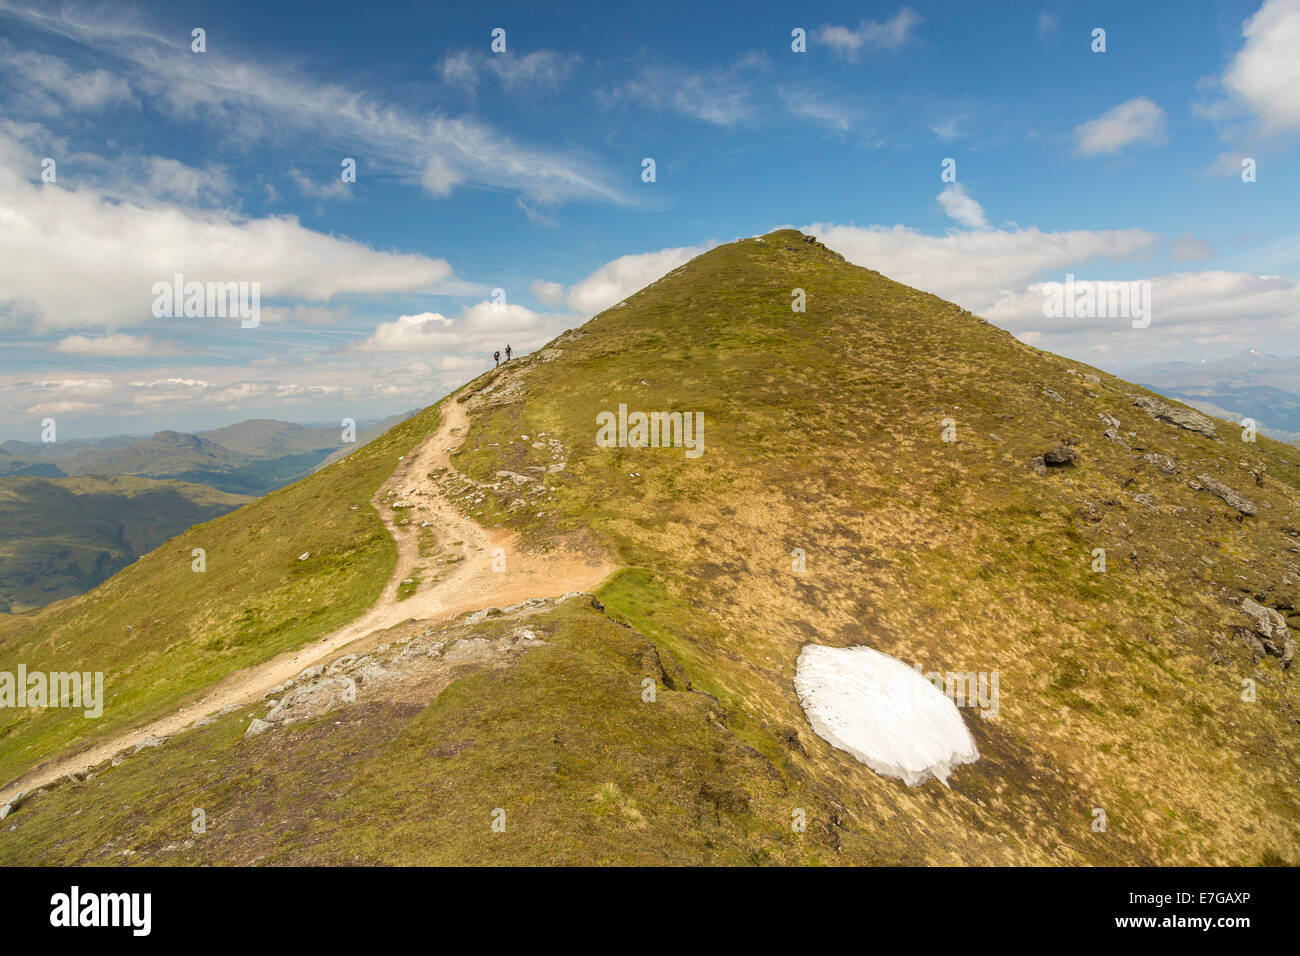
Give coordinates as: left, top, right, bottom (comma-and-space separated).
439, 48, 583, 93
52, 333, 185, 355
936, 184, 988, 229
600, 55, 766, 126
0, 2, 626, 205
815, 9, 921, 59
1074, 97, 1167, 155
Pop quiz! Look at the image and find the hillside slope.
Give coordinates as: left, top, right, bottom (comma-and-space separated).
0, 475, 250, 612
2, 231, 1297, 865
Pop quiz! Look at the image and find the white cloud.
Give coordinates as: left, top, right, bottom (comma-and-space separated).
802, 222, 1158, 311
439, 49, 581, 93
1172, 234, 1216, 262
930, 118, 960, 141
420, 155, 464, 198
1222, 0, 1300, 133
0, 44, 135, 114
2, 6, 625, 206
0, 126, 454, 330
52, 333, 183, 355
563, 244, 713, 314
984, 271, 1300, 361
1074, 97, 1167, 156
816, 9, 921, 59
779, 87, 853, 131
145, 157, 231, 203
355, 311, 454, 351
355, 301, 556, 354
936, 184, 988, 229
486, 50, 582, 91
439, 50, 479, 89
600, 56, 766, 126
805, 220, 1300, 364
289, 167, 351, 201
1036, 11, 1059, 37
529, 280, 565, 306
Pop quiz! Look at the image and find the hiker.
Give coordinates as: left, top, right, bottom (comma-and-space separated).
493, 350, 500, 367
505, 344, 512, 361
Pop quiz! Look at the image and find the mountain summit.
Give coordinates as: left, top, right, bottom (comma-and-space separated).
2, 231, 1297, 865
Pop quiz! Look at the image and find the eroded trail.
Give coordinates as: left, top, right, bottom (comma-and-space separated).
0, 398, 614, 803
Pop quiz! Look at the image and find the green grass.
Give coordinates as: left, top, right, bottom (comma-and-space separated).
0, 475, 251, 613
3, 230, 1298, 865
0, 403, 443, 788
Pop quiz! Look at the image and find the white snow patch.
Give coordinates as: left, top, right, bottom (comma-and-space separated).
794, 643, 979, 787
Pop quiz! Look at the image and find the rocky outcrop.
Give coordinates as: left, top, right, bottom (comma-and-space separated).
1239, 598, 1294, 667
239, 596, 573, 738
1197, 475, 1257, 516
1141, 452, 1179, 475
1133, 396, 1217, 438
1030, 445, 1078, 475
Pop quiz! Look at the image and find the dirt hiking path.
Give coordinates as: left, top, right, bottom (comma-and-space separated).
1, 397, 614, 803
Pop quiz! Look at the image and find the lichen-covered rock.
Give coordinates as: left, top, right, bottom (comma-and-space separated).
1198, 475, 1257, 516
1240, 598, 1294, 667
1133, 396, 1217, 438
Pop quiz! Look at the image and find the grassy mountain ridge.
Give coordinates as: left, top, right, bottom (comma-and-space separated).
2, 230, 1297, 865
444, 230, 1300, 863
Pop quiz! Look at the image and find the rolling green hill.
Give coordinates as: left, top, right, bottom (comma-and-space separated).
0, 475, 251, 613
2, 231, 1297, 865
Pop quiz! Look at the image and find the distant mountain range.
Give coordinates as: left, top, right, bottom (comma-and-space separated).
0, 412, 415, 495
0, 411, 415, 611
1126, 349, 1300, 445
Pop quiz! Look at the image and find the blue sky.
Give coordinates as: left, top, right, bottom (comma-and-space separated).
1, 0, 1298, 439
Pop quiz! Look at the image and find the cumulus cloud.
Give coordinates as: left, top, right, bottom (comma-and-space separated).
1221, 0, 1300, 133
529, 280, 565, 306
816, 9, 921, 58
801, 222, 1158, 311
804, 220, 1299, 364
984, 270, 1300, 359
355, 301, 556, 354
936, 184, 988, 229
0, 125, 453, 330
562, 244, 713, 314
145, 157, 231, 203
1074, 97, 1167, 155
420, 155, 464, 198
